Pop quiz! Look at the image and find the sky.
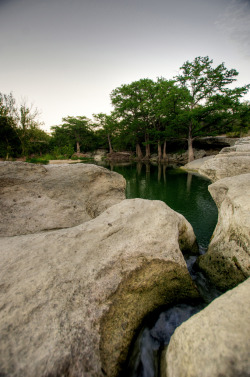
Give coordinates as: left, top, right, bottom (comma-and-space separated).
0, 0, 250, 132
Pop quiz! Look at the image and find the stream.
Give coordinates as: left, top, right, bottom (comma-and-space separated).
89, 161, 221, 376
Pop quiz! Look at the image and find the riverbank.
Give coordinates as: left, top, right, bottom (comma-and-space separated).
162, 137, 250, 377
1, 137, 250, 377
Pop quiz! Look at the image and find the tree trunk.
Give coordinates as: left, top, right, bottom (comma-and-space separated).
163, 140, 168, 160
136, 143, 143, 159
158, 141, 162, 161
188, 125, 194, 162
76, 141, 81, 154
107, 134, 113, 154
145, 134, 150, 159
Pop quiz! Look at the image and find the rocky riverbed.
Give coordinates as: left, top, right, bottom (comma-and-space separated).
1, 138, 250, 377
0, 162, 199, 377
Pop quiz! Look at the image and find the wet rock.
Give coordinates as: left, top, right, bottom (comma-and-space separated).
198, 173, 250, 290
165, 278, 250, 377
0, 199, 199, 377
0, 161, 126, 236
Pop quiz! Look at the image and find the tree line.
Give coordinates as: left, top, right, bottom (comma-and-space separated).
1, 56, 250, 162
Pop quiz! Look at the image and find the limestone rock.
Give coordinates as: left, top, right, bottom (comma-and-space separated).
181, 156, 215, 172
49, 159, 83, 164
93, 149, 108, 161
194, 135, 237, 149
199, 137, 250, 181
198, 173, 250, 290
165, 278, 250, 377
0, 199, 199, 377
0, 161, 126, 236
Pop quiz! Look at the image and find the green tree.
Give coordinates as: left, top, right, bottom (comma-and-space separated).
0, 92, 16, 118
111, 78, 189, 159
17, 101, 44, 155
0, 93, 49, 158
51, 116, 97, 154
234, 101, 250, 135
0, 116, 21, 159
92, 112, 120, 153
0, 92, 20, 158
175, 56, 250, 161
111, 79, 154, 158
25, 127, 51, 156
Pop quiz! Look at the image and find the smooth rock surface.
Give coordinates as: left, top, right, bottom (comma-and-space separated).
180, 156, 215, 172
0, 199, 199, 377
165, 278, 250, 377
199, 137, 250, 181
0, 161, 126, 236
198, 173, 250, 290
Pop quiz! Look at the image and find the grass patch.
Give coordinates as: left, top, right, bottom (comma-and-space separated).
26, 157, 49, 164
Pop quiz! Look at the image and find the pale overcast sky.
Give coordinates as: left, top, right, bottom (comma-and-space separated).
1, 0, 250, 132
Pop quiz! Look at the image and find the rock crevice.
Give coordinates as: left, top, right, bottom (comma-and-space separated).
0, 163, 199, 377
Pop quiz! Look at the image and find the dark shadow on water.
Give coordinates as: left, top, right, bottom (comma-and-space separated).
119, 244, 223, 377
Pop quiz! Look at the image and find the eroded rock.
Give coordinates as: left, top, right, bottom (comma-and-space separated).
198, 173, 250, 290
198, 137, 250, 182
0, 161, 126, 236
165, 278, 250, 377
0, 199, 199, 377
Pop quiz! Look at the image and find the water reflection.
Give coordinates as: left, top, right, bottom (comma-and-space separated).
101, 162, 218, 248
186, 173, 192, 192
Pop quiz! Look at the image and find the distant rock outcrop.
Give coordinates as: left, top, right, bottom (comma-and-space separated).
0, 198, 199, 377
198, 137, 250, 181
0, 161, 126, 236
165, 277, 250, 377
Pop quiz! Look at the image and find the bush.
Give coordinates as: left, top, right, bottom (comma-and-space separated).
26, 157, 49, 164
53, 145, 74, 159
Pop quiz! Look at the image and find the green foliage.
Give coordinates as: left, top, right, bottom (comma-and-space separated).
175, 56, 250, 137
174, 56, 250, 160
50, 116, 98, 153
0, 92, 50, 158
25, 157, 50, 164
0, 115, 21, 158
52, 145, 75, 158
1, 56, 249, 161
110, 78, 190, 157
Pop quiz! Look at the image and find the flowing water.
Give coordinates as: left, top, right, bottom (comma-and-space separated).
90, 161, 220, 376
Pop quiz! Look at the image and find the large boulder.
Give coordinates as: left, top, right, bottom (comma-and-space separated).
165, 277, 250, 377
0, 161, 126, 236
198, 137, 250, 182
198, 173, 250, 290
0, 198, 199, 377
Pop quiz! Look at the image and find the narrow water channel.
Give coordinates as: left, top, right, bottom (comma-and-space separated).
91, 161, 220, 376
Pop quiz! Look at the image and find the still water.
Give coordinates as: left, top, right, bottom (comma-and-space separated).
105, 162, 218, 248
91, 161, 219, 377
